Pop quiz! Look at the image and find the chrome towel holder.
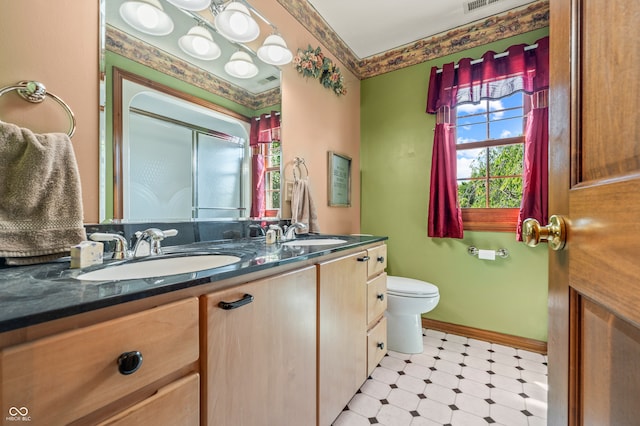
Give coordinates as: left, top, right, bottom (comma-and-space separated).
293, 156, 309, 180
0, 80, 76, 137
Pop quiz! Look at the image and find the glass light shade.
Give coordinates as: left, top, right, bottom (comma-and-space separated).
119, 0, 174, 36
166, 0, 212, 11
257, 34, 293, 66
224, 51, 259, 79
179, 26, 221, 60
214, 2, 260, 43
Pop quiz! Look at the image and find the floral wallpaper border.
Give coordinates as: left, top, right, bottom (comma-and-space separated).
276, 0, 549, 80
105, 26, 281, 110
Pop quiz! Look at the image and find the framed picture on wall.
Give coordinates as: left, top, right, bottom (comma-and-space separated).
327, 151, 351, 207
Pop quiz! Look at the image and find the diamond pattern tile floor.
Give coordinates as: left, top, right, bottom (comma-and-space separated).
333, 329, 548, 426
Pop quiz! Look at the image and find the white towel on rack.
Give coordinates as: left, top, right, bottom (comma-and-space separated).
0, 121, 86, 265
291, 177, 319, 233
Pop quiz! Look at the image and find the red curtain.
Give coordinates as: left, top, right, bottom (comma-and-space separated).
250, 153, 265, 218
250, 111, 281, 146
428, 122, 464, 238
425, 36, 549, 238
516, 103, 548, 240
249, 111, 280, 218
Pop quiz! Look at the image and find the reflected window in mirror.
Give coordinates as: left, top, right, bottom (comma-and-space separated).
249, 111, 281, 218
259, 141, 281, 217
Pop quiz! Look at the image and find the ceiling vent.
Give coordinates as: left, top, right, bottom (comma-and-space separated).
463, 0, 504, 13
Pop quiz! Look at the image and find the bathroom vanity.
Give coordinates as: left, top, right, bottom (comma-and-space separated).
0, 234, 387, 426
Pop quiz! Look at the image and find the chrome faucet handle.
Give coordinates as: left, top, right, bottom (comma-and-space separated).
132, 228, 178, 257
283, 222, 307, 241
89, 232, 129, 260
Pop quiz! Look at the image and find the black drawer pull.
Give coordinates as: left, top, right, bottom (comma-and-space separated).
357, 256, 370, 262
118, 351, 143, 375
377, 256, 385, 263
219, 293, 254, 310
377, 342, 385, 350
377, 293, 385, 301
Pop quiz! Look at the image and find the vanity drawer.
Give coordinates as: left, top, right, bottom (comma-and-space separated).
0, 297, 199, 425
98, 373, 200, 426
367, 273, 387, 324
367, 317, 388, 376
367, 244, 387, 278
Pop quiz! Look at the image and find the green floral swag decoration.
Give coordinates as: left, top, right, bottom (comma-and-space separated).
293, 45, 346, 96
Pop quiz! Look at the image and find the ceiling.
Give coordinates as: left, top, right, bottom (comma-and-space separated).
306, 0, 536, 59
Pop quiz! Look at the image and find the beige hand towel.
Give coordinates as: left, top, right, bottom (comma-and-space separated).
0, 121, 86, 265
291, 177, 320, 233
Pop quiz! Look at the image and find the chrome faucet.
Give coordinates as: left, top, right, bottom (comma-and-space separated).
283, 222, 307, 241
131, 228, 178, 258
268, 224, 284, 241
89, 232, 129, 260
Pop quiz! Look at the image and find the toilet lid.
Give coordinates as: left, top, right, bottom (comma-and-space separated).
387, 276, 439, 297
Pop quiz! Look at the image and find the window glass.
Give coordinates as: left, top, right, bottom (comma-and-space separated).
455, 92, 526, 210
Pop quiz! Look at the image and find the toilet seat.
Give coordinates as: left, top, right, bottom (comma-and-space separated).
387, 276, 439, 298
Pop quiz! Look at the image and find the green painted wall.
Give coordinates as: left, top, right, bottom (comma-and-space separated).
360, 28, 550, 341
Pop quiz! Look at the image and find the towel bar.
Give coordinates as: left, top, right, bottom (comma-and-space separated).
0, 81, 76, 137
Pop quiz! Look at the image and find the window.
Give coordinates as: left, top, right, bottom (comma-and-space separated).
455, 92, 529, 231
258, 141, 281, 216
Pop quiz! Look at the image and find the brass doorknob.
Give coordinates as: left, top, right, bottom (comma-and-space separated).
522, 215, 567, 251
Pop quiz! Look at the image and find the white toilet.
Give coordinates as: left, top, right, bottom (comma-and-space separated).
385, 276, 440, 354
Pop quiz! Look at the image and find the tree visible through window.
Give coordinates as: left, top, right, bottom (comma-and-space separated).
260, 141, 281, 215
455, 92, 528, 230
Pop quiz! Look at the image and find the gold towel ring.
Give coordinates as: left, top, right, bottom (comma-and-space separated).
0, 81, 76, 137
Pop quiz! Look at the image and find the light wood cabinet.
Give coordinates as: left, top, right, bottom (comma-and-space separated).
366, 245, 388, 375
0, 298, 199, 425
97, 373, 200, 426
317, 250, 370, 426
202, 266, 317, 426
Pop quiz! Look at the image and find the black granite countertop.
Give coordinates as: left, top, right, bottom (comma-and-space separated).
0, 234, 386, 333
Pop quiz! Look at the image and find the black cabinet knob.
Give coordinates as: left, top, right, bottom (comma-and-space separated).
117, 351, 143, 375
377, 342, 385, 350
377, 256, 385, 263
377, 293, 385, 301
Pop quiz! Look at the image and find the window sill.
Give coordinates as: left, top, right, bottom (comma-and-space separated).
462, 208, 519, 233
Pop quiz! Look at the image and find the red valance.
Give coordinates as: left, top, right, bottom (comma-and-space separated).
426, 36, 549, 113
249, 111, 281, 146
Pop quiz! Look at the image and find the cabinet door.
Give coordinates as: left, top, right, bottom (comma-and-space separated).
203, 266, 316, 426
317, 251, 368, 426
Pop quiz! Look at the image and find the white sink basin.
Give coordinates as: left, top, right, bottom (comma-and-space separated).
77, 254, 241, 281
282, 238, 347, 246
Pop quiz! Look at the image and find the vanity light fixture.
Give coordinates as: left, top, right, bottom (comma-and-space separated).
179, 25, 221, 60
119, 0, 174, 36
257, 33, 293, 66
214, 1, 260, 43
165, 0, 212, 11
224, 51, 259, 79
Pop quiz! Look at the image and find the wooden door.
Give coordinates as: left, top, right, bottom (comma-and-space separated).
547, 0, 640, 424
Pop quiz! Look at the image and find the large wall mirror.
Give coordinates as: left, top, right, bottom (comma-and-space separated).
101, 0, 284, 223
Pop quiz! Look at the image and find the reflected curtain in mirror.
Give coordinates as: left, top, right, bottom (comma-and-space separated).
250, 112, 281, 218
